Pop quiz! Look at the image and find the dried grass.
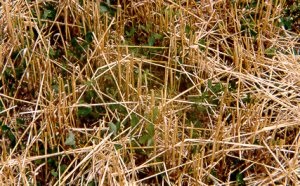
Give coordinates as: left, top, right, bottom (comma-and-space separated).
0, 0, 299, 185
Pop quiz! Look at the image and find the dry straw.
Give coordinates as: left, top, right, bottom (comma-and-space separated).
0, 0, 299, 185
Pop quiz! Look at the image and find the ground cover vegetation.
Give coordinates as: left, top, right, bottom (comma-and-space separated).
0, 0, 299, 185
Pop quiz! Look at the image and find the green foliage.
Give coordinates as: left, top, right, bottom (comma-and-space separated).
125, 23, 164, 46
242, 93, 252, 104
70, 37, 84, 59
198, 39, 206, 51
279, 16, 293, 30
185, 25, 192, 35
208, 79, 223, 94
228, 79, 238, 92
11, 49, 22, 61
236, 173, 245, 186
76, 89, 104, 125
7, 49, 27, 82
41, 4, 56, 21
50, 169, 58, 177
237, 1, 259, 37
125, 26, 136, 37
109, 104, 127, 115
3, 69, 17, 95
84, 89, 97, 103
49, 47, 61, 59
87, 180, 97, 186
108, 122, 118, 136
50, 164, 67, 178
148, 33, 163, 46
191, 144, 201, 154
124, 22, 165, 59
85, 32, 94, 43
15, 62, 26, 80
210, 168, 218, 180
138, 106, 159, 146
240, 18, 257, 37
77, 105, 93, 117
130, 113, 140, 128
99, 2, 117, 17
146, 123, 155, 137
69, 32, 94, 60
16, 118, 25, 125
114, 143, 123, 150
65, 131, 76, 146
188, 79, 224, 113
139, 122, 155, 146
281, 1, 300, 31
51, 82, 59, 93
99, 4, 109, 13
230, 170, 245, 186
1, 123, 16, 148
139, 134, 153, 146
151, 106, 159, 122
